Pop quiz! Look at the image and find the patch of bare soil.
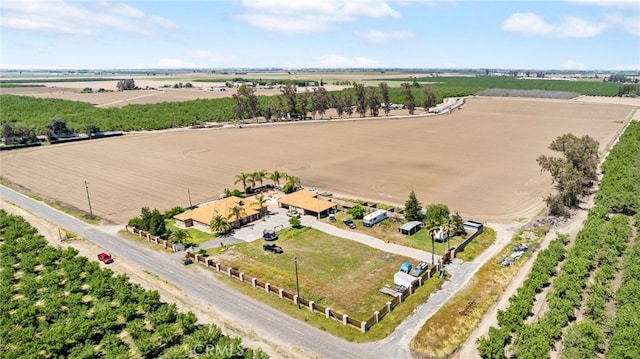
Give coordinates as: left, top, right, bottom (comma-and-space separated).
1, 97, 631, 227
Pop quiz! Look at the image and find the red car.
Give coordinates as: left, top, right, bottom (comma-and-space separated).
97, 253, 114, 264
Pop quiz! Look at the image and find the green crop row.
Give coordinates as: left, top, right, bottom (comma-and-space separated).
0, 210, 269, 358
478, 122, 640, 359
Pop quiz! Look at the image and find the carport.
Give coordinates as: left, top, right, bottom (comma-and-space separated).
277, 189, 337, 219
398, 221, 423, 236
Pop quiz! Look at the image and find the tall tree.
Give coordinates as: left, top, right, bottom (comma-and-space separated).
441, 217, 457, 253
426, 219, 441, 265
315, 87, 330, 119
253, 169, 268, 187
237, 84, 259, 120
354, 83, 367, 117
379, 82, 391, 116
343, 92, 354, 118
280, 82, 297, 117
423, 85, 436, 111
366, 86, 380, 117
537, 133, 600, 215
227, 205, 247, 227
401, 83, 416, 115
333, 93, 345, 118
404, 191, 424, 222
234, 172, 251, 193
2, 122, 15, 143
425, 203, 450, 225
232, 94, 245, 122
297, 90, 310, 119
255, 193, 267, 218
282, 175, 301, 194
269, 170, 285, 188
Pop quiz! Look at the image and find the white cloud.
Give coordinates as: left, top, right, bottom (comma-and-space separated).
315, 54, 382, 67
561, 59, 586, 70
604, 13, 640, 36
237, 0, 400, 34
502, 12, 608, 38
0, 0, 177, 36
358, 29, 414, 44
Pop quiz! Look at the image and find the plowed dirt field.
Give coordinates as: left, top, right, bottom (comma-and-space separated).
1, 97, 634, 224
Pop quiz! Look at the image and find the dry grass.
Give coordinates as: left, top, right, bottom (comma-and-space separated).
206, 226, 417, 318
410, 256, 518, 358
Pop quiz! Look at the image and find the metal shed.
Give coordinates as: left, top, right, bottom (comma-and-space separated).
398, 221, 423, 236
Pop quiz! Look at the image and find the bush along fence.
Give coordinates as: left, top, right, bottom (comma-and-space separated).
185, 250, 450, 333
124, 225, 178, 253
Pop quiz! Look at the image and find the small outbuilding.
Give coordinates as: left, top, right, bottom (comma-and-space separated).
463, 220, 484, 233
394, 271, 418, 288
398, 221, 423, 236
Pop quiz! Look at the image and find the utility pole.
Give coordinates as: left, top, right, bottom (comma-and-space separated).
294, 256, 300, 309
188, 188, 193, 207
84, 180, 93, 218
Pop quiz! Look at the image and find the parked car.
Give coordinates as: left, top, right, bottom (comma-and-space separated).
286, 209, 300, 218
263, 229, 278, 241
343, 219, 356, 229
97, 253, 114, 264
411, 262, 428, 276
263, 243, 283, 253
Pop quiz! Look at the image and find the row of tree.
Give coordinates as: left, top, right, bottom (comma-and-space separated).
232, 82, 438, 122
0, 210, 268, 358
478, 122, 640, 358
2, 118, 102, 145
232, 169, 301, 194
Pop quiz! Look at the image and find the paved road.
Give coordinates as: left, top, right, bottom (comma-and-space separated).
1, 185, 513, 359
0, 185, 368, 358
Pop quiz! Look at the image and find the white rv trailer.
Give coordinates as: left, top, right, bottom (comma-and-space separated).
363, 209, 388, 227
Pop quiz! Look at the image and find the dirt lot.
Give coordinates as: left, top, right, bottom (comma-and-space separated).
1, 96, 633, 225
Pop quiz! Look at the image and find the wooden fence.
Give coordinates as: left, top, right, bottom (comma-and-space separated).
186, 250, 449, 333
125, 224, 483, 332
125, 226, 176, 253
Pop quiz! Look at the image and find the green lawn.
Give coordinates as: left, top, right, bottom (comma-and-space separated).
205, 226, 430, 319
166, 219, 217, 246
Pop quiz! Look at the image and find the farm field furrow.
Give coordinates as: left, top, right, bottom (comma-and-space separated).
0, 97, 632, 225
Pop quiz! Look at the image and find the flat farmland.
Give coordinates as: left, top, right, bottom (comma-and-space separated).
0, 97, 633, 224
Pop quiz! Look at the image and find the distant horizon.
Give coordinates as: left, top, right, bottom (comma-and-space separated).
1, 1, 638, 71
1, 67, 637, 74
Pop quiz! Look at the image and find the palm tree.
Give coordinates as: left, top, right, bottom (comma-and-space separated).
169, 229, 191, 245
254, 193, 267, 218
426, 219, 441, 266
234, 172, 251, 193
282, 175, 302, 194
209, 215, 231, 234
227, 205, 247, 228
441, 217, 457, 254
254, 169, 268, 188
269, 170, 286, 188
287, 175, 301, 188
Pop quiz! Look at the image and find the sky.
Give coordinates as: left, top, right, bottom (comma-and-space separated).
1, 0, 639, 71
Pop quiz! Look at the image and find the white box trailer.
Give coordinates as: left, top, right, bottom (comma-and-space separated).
363, 209, 388, 227
394, 271, 418, 288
